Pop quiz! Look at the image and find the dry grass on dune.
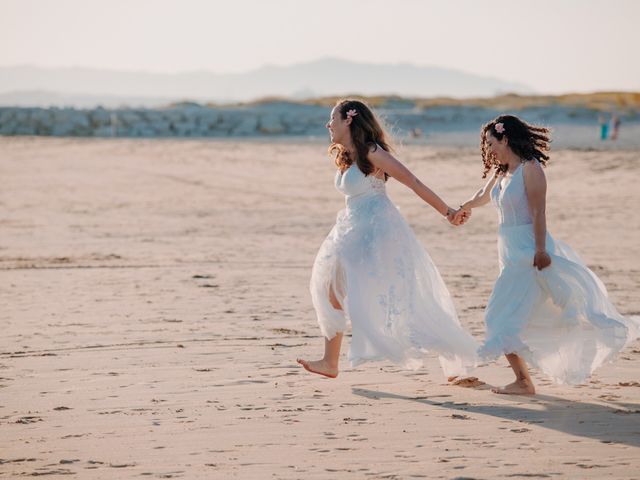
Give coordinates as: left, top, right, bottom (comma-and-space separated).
241, 92, 640, 112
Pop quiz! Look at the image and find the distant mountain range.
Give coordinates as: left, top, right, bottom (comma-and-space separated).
0, 58, 534, 108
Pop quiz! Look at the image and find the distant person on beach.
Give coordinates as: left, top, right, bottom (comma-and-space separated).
599, 113, 609, 140
409, 127, 423, 139
297, 99, 477, 381
457, 114, 640, 394
610, 114, 621, 140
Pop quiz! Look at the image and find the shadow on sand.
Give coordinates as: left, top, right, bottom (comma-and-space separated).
352, 387, 640, 448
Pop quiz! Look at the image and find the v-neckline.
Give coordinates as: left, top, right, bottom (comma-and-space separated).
499, 162, 523, 191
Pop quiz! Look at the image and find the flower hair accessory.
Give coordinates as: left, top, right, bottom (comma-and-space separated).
494, 122, 505, 134
346, 109, 358, 118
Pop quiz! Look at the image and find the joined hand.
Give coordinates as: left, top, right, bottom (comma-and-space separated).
447, 206, 471, 226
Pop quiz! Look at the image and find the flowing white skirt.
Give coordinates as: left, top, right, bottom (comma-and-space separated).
310, 192, 478, 377
479, 223, 640, 384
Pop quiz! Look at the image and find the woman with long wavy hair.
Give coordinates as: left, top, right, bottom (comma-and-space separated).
297, 99, 478, 380
459, 114, 640, 394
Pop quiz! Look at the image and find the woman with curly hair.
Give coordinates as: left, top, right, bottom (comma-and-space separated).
297, 99, 478, 380
459, 114, 640, 394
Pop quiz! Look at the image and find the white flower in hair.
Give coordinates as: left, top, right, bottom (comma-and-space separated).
495, 123, 505, 133
346, 109, 358, 118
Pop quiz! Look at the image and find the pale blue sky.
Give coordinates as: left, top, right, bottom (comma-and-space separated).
2, 0, 639, 93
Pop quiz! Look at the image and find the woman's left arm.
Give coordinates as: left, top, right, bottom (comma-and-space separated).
368, 146, 452, 217
523, 161, 551, 270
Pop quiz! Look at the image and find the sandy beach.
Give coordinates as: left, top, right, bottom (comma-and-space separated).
1, 137, 639, 479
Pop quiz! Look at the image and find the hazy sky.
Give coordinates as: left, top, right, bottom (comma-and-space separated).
2, 0, 639, 94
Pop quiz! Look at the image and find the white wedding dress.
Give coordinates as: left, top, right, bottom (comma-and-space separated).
479, 161, 640, 384
310, 163, 478, 377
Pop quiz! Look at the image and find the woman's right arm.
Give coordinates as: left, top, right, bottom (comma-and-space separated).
460, 172, 499, 210
368, 146, 452, 217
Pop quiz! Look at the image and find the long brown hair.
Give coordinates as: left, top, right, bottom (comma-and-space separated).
481, 114, 551, 178
328, 99, 393, 178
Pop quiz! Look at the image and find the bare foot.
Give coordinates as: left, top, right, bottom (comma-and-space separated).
296, 358, 338, 379
450, 376, 485, 388
491, 380, 535, 395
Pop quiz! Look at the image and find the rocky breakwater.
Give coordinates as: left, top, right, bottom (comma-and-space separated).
0, 102, 329, 138
0, 100, 638, 138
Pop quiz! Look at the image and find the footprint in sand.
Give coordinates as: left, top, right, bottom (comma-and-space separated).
30, 468, 75, 476
15, 416, 43, 424
450, 376, 485, 388
598, 393, 622, 401
451, 414, 471, 420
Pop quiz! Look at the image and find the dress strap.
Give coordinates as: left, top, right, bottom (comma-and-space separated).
372, 167, 386, 180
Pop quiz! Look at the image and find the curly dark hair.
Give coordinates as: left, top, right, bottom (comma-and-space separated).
481, 114, 551, 178
328, 99, 393, 179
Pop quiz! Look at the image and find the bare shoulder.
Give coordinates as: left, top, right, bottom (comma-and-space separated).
367, 144, 395, 165
368, 143, 381, 154
368, 143, 388, 157
522, 159, 547, 194
523, 159, 546, 180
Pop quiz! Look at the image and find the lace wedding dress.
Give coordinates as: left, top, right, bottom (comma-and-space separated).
310, 163, 478, 377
